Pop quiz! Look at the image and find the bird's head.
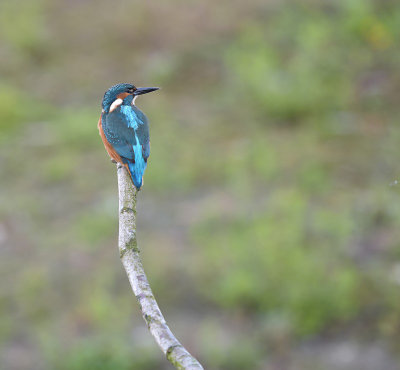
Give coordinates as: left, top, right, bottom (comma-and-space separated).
102, 83, 159, 113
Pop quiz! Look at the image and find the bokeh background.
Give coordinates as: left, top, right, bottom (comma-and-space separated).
1, 0, 400, 369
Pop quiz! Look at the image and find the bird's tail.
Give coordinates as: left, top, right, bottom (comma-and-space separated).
127, 160, 146, 189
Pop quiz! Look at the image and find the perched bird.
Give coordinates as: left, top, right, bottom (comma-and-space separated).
98, 83, 159, 189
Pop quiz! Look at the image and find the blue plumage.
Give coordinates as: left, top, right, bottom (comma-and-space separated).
100, 83, 158, 189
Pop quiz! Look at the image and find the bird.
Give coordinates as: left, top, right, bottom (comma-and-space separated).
98, 83, 159, 189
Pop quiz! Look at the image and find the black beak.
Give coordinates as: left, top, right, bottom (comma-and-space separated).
134, 87, 160, 96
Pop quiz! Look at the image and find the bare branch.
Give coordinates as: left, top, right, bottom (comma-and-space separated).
117, 163, 204, 370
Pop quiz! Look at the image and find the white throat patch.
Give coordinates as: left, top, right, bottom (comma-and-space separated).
109, 98, 123, 113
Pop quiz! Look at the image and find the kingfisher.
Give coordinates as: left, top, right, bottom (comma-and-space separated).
98, 83, 159, 189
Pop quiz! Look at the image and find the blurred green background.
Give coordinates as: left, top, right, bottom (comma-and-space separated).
1, 0, 400, 369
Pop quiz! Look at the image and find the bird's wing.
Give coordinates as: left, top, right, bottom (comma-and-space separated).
121, 105, 151, 161
103, 106, 150, 163
102, 110, 137, 161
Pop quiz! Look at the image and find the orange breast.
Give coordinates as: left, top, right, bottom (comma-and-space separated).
98, 115, 131, 173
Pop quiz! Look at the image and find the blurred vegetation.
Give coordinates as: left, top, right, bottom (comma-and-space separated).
1, 0, 400, 369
